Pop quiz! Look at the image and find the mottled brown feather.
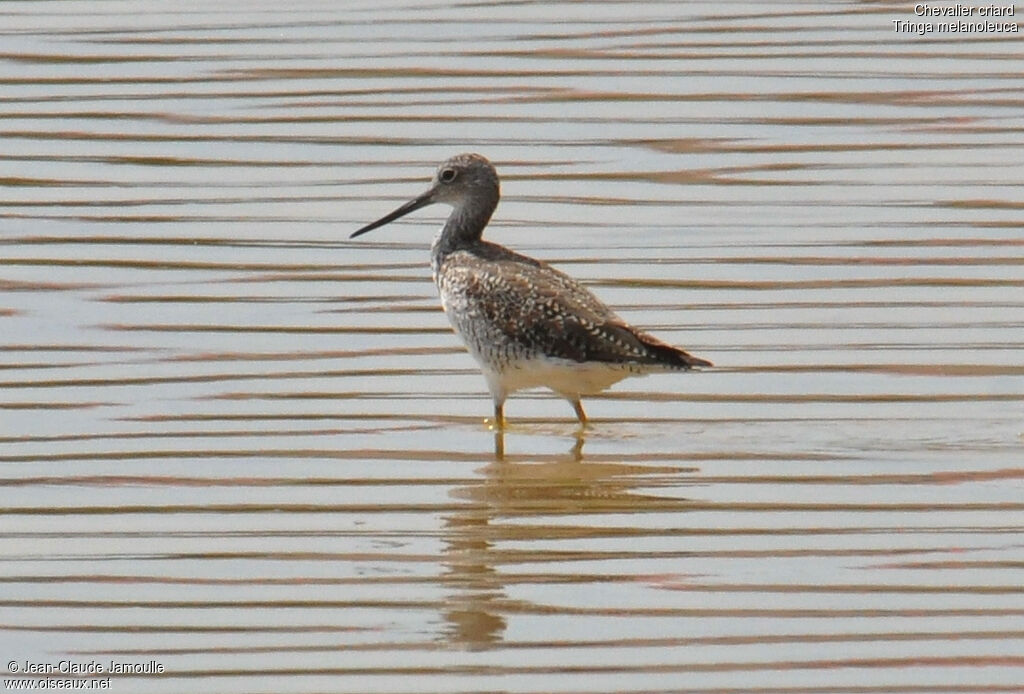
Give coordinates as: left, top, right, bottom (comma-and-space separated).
438, 241, 711, 370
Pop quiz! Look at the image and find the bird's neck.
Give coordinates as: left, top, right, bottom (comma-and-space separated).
430, 195, 497, 263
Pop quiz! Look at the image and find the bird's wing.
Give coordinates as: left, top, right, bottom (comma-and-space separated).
439, 249, 711, 369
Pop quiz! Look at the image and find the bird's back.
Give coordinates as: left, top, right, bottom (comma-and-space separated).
434, 240, 711, 372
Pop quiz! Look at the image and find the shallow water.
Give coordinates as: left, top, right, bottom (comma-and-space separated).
2, 2, 1023, 693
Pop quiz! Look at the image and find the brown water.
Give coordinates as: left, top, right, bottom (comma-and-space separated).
2, 2, 1023, 693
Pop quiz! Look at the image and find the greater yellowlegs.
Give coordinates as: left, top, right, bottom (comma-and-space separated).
351, 153, 711, 428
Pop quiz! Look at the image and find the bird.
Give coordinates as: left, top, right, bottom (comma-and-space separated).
350, 153, 711, 429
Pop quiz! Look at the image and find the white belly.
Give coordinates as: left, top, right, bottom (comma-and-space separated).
485, 357, 642, 398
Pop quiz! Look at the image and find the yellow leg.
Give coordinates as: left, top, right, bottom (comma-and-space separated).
492, 400, 506, 430
570, 398, 588, 426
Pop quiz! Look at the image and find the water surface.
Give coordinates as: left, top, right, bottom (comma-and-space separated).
1, 2, 1023, 693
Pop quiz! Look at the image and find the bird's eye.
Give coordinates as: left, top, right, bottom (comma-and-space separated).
439, 168, 457, 183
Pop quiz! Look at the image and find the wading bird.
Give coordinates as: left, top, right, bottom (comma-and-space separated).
351, 154, 711, 428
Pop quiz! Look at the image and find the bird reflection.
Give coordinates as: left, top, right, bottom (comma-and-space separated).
493, 426, 585, 461
438, 426, 690, 649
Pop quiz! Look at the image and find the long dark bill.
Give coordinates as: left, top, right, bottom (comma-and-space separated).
350, 189, 435, 238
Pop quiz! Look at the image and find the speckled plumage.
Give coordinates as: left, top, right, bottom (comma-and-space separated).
352, 153, 711, 427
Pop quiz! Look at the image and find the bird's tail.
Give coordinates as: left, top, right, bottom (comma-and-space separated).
636, 332, 713, 369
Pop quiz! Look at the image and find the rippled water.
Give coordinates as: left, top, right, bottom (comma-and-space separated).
2, 2, 1023, 693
